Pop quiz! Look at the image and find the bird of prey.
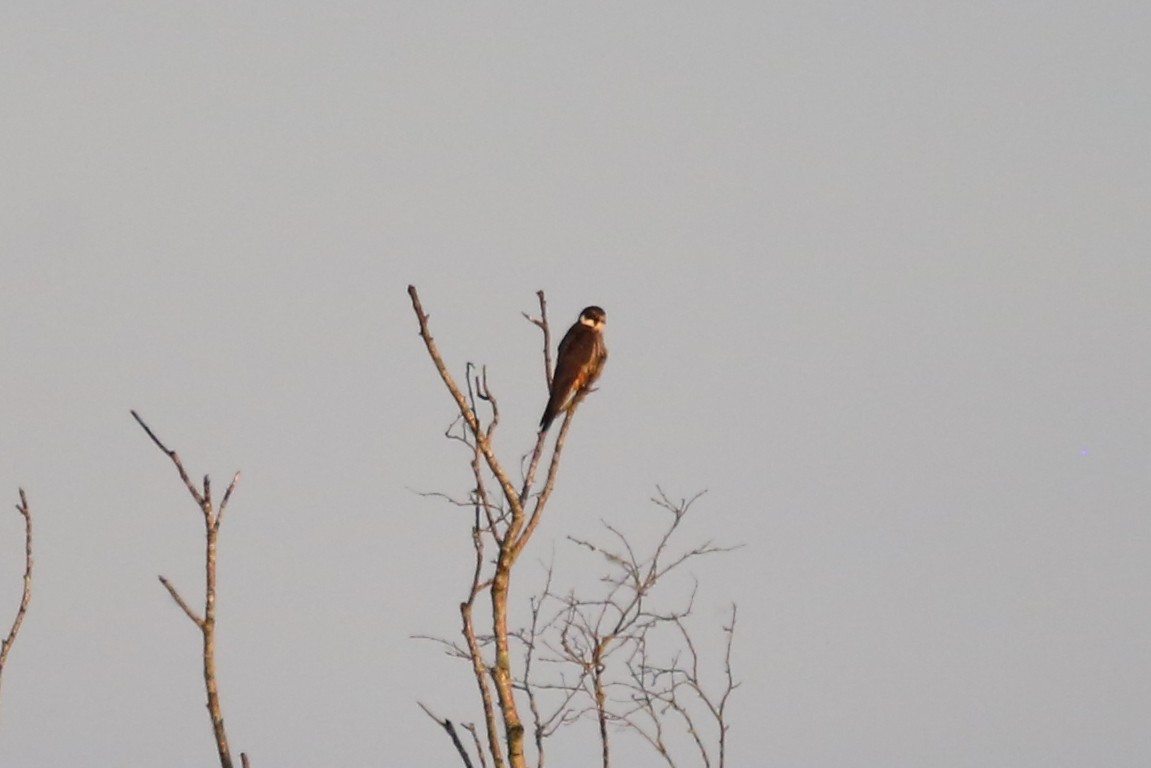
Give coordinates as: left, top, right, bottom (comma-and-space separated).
539, 305, 608, 432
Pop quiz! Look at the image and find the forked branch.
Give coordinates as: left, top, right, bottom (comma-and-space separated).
133, 411, 241, 768
407, 286, 523, 519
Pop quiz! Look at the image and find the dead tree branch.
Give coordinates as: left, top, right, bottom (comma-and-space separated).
133, 411, 242, 768
410, 289, 724, 768
410, 287, 605, 768
0, 488, 33, 709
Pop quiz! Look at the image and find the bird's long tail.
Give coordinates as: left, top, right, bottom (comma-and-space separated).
539, 390, 566, 432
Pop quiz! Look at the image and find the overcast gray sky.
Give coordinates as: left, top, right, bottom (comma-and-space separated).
2, 2, 1150, 766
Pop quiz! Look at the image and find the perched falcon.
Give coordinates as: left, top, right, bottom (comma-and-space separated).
539, 306, 608, 432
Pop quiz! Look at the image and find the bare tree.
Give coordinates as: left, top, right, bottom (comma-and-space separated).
408, 288, 739, 768
0, 489, 33, 710
132, 411, 248, 768
408, 286, 582, 768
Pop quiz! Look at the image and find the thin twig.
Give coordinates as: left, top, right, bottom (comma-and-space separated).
517, 412, 576, 557
519, 567, 554, 768
216, 472, 241, 529
158, 575, 204, 627
463, 722, 490, 768
521, 290, 554, 388
131, 410, 206, 509
0, 489, 33, 707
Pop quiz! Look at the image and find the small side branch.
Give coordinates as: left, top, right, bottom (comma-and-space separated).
131, 409, 206, 509
521, 290, 554, 388
216, 472, 241, 530
0, 488, 33, 707
158, 575, 204, 627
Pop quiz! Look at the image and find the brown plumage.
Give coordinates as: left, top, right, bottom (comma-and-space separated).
539, 306, 608, 431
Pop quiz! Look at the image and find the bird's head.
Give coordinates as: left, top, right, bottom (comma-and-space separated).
578, 306, 607, 330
